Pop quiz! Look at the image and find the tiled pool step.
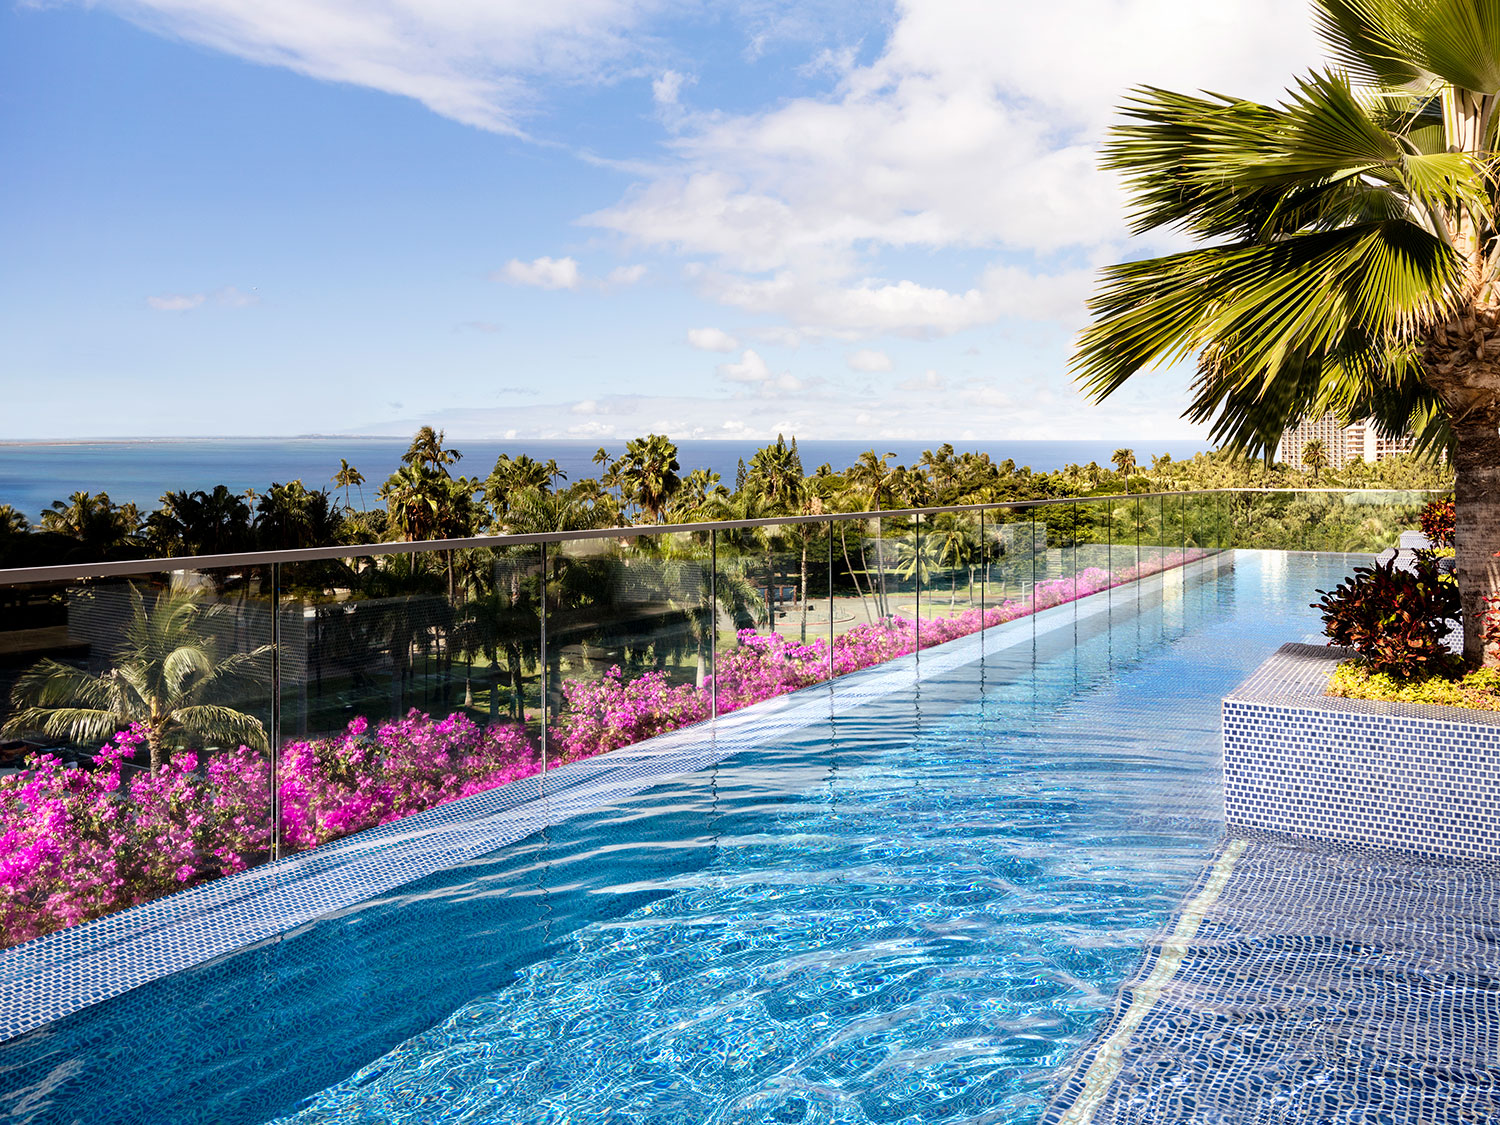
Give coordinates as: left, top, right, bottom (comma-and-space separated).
0, 552, 1229, 1043
1045, 832, 1500, 1125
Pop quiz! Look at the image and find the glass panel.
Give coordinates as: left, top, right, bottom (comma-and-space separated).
549, 530, 713, 756
276, 544, 544, 855
914, 509, 983, 647
829, 517, 872, 670
982, 505, 1034, 623
880, 512, 920, 645
825, 514, 917, 675
0, 566, 273, 948
1073, 498, 1115, 597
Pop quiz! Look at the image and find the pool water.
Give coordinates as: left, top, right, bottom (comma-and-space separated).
0, 553, 1358, 1125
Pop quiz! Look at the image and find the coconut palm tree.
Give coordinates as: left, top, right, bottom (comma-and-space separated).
924, 513, 980, 607
1073, 0, 1500, 663
1302, 438, 1331, 481
5, 586, 271, 771
331, 459, 366, 512
746, 435, 823, 639
1111, 448, 1138, 481
40, 492, 141, 559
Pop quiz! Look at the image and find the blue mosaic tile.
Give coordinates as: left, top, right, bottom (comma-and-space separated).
1222, 644, 1500, 862
1046, 832, 1500, 1125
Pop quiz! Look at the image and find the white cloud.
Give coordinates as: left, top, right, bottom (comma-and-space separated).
586, 0, 1321, 337
846, 348, 892, 372
148, 286, 259, 312
960, 383, 1012, 409
147, 293, 206, 312
496, 256, 581, 290
716, 349, 772, 384
652, 69, 690, 107
686, 326, 739, 352
571, 398, 601, 414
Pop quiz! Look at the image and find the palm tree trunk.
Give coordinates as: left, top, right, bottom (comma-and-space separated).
1452, 411, 1500, 665
841, 526, 875, 624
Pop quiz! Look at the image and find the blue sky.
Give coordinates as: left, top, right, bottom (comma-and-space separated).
1, 0, 1323, 442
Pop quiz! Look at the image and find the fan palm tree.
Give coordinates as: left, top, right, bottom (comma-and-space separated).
1073, 0, 1500, 663
612, 434, 682, 523
5, 586, 271, 771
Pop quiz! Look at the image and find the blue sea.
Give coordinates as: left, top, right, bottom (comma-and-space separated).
0, 438, 1211, 519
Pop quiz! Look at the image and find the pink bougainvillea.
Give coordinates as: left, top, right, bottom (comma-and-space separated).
0, 548, 1205, 949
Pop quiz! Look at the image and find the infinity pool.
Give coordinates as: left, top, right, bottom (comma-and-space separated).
0, 552, 1356, 1125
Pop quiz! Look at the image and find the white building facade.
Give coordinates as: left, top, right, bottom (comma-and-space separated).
1279, 414, 1414, 470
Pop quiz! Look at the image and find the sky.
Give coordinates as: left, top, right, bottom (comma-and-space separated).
0, 0, 1327, 442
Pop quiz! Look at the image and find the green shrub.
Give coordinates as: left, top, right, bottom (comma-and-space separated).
1314, 552, 1460, 678
1328, 661, 1500, 710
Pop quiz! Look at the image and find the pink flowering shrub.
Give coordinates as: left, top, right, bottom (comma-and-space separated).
553, 667, 709, 763
278, 712, 539, 849
0, 547, 1209, 949
0, 725, 274, 948
0, 713, 539, 949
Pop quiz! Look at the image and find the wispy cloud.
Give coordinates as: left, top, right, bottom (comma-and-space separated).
146, 286, 260, 312
147, 293, 205, 312
493, 256, 646, 291
67, 0, 670, 136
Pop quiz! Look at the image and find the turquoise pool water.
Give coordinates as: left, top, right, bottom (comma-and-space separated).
0, 553, 1355, 1125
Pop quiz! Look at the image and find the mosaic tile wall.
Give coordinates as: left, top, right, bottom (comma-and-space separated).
1223, 643, 1500, 862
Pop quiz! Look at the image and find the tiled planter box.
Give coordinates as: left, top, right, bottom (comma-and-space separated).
1223, 643, 1500, 862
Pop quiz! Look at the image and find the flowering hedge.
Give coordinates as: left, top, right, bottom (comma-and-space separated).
0, 548, 1205, 949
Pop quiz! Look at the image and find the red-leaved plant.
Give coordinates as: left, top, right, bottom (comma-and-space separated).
1419, 497, 1455, 548
1315, 552, 1461, 678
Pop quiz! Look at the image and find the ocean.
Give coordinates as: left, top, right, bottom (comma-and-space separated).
0, 437, 1212, 520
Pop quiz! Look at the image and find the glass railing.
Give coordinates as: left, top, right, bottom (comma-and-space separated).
0, 487, 1446, 948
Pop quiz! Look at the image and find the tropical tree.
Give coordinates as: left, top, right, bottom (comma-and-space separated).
145, 486, 254, 557
1072, 0, 1500, 663
1111, 448, 1138, 479
746, 435, 824, 639
254, 480, 345, 551
5, 586, 271, 771
668, 469, 729, 519
331, 459, 366, 512
609, 434, 682, 522
924, 513, 980, 606
40, 492, 141, 559
1302, 438, 1331, 481
480, 454, 565, 527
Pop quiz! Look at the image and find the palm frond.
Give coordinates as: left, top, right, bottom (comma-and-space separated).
169, 705, 268, 751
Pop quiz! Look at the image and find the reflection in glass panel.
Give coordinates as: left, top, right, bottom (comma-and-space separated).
276, 544, 543, 856
0, 566, 273, 948
914, 510, 983, 647
548, 530, 713, 756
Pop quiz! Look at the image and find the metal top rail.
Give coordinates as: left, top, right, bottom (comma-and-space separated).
0, 486, 1449, 586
